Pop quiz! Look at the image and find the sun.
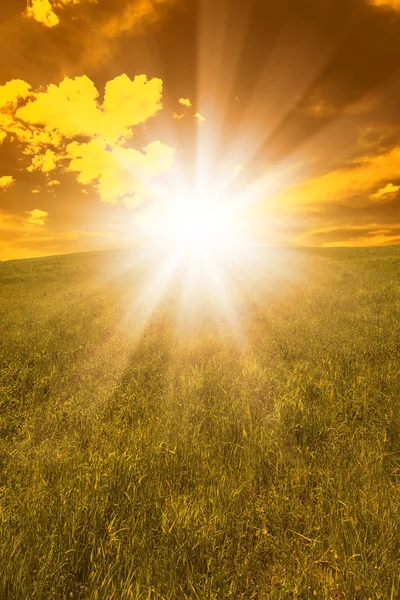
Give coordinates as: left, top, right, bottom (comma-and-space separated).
122, 183, 297, 337
150, 188, 246, 260
167, 201, 238, 255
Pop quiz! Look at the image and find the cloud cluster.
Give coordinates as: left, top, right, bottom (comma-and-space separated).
26, 208, 49, 225
67, 139, 175, 205
24, 0, 92, 28
173, 98, 207, 124
0, 80, 32, 109
16, 73, 163, 144
0, 79, 62, 153
0, 73, 174, 206
179, 98, 192, 108
27, 149, 59, 173
0, 176, 15, 190
0, 80, 33, 144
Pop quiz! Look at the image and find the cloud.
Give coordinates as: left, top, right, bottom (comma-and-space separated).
16, 73, 163, 144
102, 73, 163, 138
0, 176, 15, 190
25, 0, 60, 27
26, 209, 49, 225
17, 128, 63, 153
0, 71, 173, 214
67, 138, 175, 205
179, 98, 192, 107
0, 79, 64, 150
32, 189, 40, 194
0, 80, 31, 109
16, 75, 103, 139
279, 146, 400, 209
27, 149, 59, 173
24, 0, 92, 28
47, 179, 61, 186
172, 112, 184, 120
371, 183, 400, 200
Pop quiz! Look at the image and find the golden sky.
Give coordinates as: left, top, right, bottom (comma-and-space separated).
1, 0, 400, 259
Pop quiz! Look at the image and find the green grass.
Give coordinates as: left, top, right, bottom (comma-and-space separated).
0, 247, 399, 599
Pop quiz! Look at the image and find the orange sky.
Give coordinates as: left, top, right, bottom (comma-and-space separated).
1, 0, 400, 260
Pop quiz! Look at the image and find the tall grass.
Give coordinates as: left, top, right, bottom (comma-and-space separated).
0, 247, 399, 599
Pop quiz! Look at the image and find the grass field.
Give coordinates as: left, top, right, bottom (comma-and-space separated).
1, 246, 399, 599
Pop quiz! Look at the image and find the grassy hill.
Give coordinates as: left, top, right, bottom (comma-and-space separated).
1, 247, 399, 599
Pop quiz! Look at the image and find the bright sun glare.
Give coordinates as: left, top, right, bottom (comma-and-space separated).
125, 182, 296, 337
165, 200, 239, 255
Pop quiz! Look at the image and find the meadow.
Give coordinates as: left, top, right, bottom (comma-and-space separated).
0, 246, 399, 599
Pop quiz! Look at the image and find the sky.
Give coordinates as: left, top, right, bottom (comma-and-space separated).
1, 0, 400, 260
